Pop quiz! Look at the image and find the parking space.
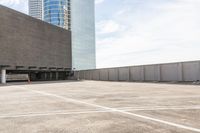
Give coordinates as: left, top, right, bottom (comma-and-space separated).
0, 81, 200, 133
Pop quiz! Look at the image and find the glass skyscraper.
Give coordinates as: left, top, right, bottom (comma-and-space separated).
29, 0, 43, 20
43, 0, 71, 29
43, 0, 96, 70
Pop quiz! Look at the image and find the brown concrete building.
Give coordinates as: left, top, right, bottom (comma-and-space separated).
0, 5, 72, 82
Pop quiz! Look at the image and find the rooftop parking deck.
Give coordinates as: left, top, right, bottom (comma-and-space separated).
0, 81, 200, 133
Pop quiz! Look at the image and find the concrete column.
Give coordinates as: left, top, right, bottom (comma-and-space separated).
108, 69, 110, 81
89, 71, 92, 80
155, 65, 161, 81
117, 68, 119, 81
178, 63, 183, 82
83, 71, 85, 80
50, 72, 53, 80
141, 66, 145, 81
44, 73, 47, 80
77, 71, 80, 80
199, 61, 200, 81
1, 69, 6, 84
98, 70, 100, 81
56, 72, 59, 80
128, 67, 131, 82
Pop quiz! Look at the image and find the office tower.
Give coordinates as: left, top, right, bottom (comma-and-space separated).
43, 0, 96, 70
29, 0, 43, 20
43, 0, 71, 29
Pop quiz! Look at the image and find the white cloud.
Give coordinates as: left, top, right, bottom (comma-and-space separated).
96, 0, 200, 68
97, 20, 121, 34
0, 0, 28, 14
95, 0, 105, 4
0, 0, 20, 6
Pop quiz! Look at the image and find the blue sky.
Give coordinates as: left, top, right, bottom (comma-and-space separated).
1, 0, 200, 68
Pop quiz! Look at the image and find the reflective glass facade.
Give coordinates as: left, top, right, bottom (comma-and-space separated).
43, 0, 71, 29
71, 0, 96, 70
29, 0, 43, 20
43, 0, 96, 70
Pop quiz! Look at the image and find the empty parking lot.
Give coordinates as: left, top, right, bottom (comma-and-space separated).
0, 81, 200, 133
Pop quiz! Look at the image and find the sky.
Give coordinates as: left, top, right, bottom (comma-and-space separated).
0, 0, 200, 68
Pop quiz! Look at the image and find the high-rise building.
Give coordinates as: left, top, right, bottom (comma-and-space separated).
28, 0, 43, 20
43, 0, 96, 70
43, 0, 71, 29
70, 0, 96, 70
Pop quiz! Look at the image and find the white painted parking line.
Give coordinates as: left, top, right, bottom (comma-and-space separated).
136, 95, 200, 99
0, 110, 117, 119
118, 106, 200, 111
1, 106, 200, 119
14, 86, 200, 133
0, 109, 100, 117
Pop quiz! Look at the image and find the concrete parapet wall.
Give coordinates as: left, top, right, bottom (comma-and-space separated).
130, 66, 144, 81
119, 67, 129, 81
100, 69, 109, 81
91, 70, 99, 80
75, 60, 200, 82
108, 68, 118, 81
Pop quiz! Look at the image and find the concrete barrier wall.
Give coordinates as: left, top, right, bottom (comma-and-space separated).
75, 61, 200, 82
130, 66, 144, 81
119, 67, 129, 81
182, 62, 200, 81
100, 69, 109, 81
144, 65, 159, 81
84, 70, 91, 80
92, 70, 100, 80
79, 71, 85, 79
108, 68, 118, 81
160, 63, 181, 81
